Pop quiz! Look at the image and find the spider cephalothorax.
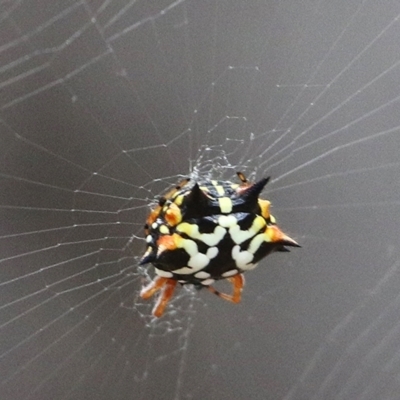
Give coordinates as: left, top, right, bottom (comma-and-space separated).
140, 172, 299, 317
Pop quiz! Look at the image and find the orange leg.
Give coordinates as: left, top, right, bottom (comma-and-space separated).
140, 276, 177, 317
140, 276, 169, 299
207, 274, 245, 304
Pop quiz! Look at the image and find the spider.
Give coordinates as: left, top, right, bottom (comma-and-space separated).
139, 172, 300, 317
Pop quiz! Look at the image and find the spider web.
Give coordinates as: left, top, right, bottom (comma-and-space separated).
1, 1, 400, 399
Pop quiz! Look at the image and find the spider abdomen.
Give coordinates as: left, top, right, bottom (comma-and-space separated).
140, 173, 300, 316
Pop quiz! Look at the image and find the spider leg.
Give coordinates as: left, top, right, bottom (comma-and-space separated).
140, 276, 169, 299
152, 279, 177, 317
140, 276, 177, 317
207, 273, 245, 304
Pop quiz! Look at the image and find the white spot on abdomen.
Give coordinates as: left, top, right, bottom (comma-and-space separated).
206, 246, 219, 259
229, 216, 266, 244
155, 268, 173, 278
218, 215, 237, 228
248, 233, 268, 254
201, 278, 215, 286
180, 239, 198, 256
200, 226, 226, 246
230, 225, 253, 244
173, 266, 194, 275
240, 262, 258, 271
232, 245, 254, 268
218, 197, 233, 213
177, 223, 227, 247
188, 253, 210, 269
222, 269, 238, 278
195, 271, 211, 279
173, 252, 210, 275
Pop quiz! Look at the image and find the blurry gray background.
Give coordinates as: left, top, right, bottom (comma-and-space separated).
1, 1, 400, 399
